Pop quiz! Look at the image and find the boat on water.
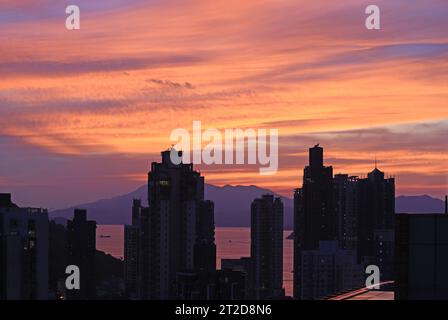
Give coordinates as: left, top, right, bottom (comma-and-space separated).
100, 235, 111, 238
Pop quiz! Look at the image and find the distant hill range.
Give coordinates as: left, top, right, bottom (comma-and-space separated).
395, 195, 446, 214
49, 185, 446, 229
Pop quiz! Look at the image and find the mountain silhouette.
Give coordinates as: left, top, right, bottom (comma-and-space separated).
49, 184, 293, 228
205, 184, 293, 228
395, 195, 445, 213
49, 185, 445, 228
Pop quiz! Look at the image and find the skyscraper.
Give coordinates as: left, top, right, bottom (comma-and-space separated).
294, 146, 394, 299
0, 193, 49, 300
251, 194, 284, 299
67, 209, 97, 300
333, 174, 359, 251
294, 145, 334, 299
124, 199, 142, 298
137, 205, 150, 298
194, 200, 216, 273
357, 167, 395, 280
139, 149, 216, 299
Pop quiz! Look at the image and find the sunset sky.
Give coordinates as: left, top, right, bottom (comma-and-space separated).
1, 0, 447, 209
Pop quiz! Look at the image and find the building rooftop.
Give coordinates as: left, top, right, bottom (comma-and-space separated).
346, 291, 394, 300
327, 281, 394, 300
0, 193, 18, 208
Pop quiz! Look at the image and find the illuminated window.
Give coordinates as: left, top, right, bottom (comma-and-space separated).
159, 180, 169, 186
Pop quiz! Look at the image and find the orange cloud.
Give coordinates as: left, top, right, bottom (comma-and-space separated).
1, 0, 447, 206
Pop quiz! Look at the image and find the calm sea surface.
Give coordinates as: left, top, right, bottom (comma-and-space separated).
97, 225, 294, 296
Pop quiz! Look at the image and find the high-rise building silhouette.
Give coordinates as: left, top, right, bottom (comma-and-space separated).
294, 145, 335, 299
333, 174, 359, 250
137, 205, 150, 298
194, 200, 216, 273
395, 211, 448, 299
124, 199, 141, 298
0, 193, 49, 300
138, 149, 216, 299
251, 194, 284, 299
357, 167, 395, 280
294, 146, 395, 299
67, 209, 97, 300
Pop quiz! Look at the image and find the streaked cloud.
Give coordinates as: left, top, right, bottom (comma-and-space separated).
0, 0, 447, 207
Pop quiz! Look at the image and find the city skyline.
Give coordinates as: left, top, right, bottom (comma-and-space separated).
2, 145, 448, 300
1, 0, 447, 209
1, 146, 446, 210
0, 152, 448, 212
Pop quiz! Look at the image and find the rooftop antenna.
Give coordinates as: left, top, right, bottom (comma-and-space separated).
375, 156, 377, 169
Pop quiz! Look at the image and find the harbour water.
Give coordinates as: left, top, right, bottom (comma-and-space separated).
97, 225, 294, 297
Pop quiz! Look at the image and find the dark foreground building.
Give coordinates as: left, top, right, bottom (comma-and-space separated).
128, 150, 216, 299
251, 194, 284, 299
221, 257, 254, 299
395, 199, 448, 300
357, 167, 395, 281
294, 145, 335, 299
67, 209, 97, 300
124, 199, 142, 298
176, 269, 246, 300
294, 145, 395, 299
0, 193, 49, 300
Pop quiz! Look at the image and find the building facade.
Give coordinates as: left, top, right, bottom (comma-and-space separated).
124, 199, 141, 298
299, 241, 364, 299
395, 212, 448, 300
294, 146, 395, 299
66, 208, 97, 300
251, 194, 284, 299
333, 174, 359, 250
357, 168, 395, 280
294, 145, 335, 299
137, 150, 216, 299
0, 193, 49, 300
